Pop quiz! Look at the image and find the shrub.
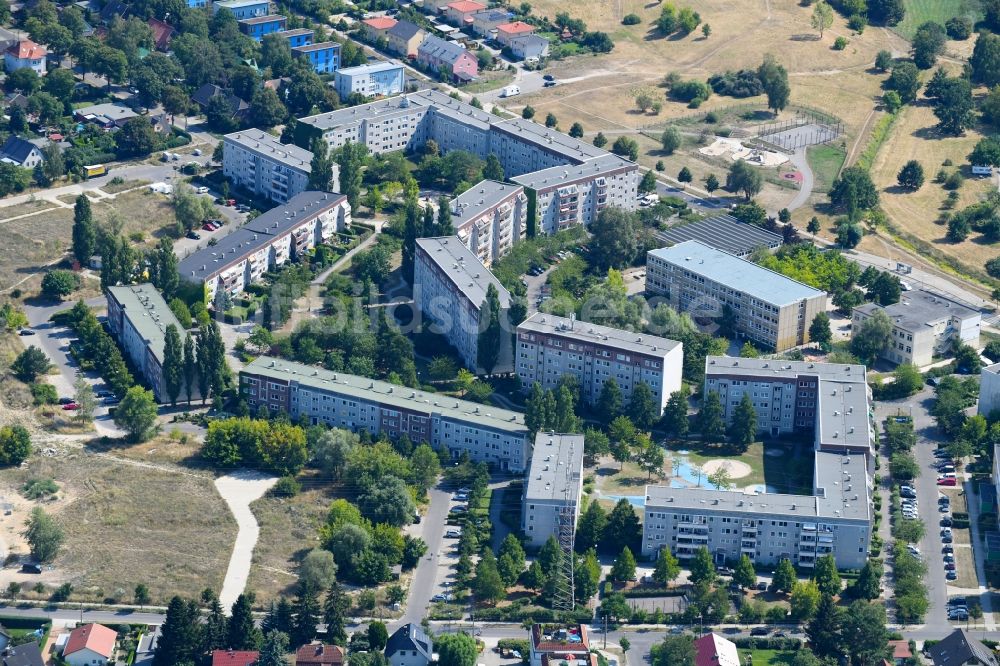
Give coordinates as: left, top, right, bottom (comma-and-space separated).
271, 475, 302, 497
707, 70, 763, 98
946, 16, 971, 40
833, 36, 850, 50
622, 13, 641, 24
669, 79, 712, 102
848, 14, 866, 32
944, 172, 965, 190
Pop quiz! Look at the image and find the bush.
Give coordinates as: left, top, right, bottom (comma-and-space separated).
944, 172, 965, 190
271, 475, 301, 496
707, 70, 763, 98
833, 36, 850, 50
946, 16, 971, 40
669, 79, 712, 102
848, 14, 867, 32
622, 13, 641, 24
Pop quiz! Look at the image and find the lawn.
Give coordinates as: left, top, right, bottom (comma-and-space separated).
92, 188, 179, 249
0, 200, 57, 221
807, 143, 847, 194
462, 69, 516, 95
0, 207, 73, 292
744, 649, 797, 666
893, 0, 976, 39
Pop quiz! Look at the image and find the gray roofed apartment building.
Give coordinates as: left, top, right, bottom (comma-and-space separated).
522, 433, 584, 547
646, 240, 827, 352
654, 214, 783, 258
413, 236, 513, 374
449, 179, 527, 265
240, 356, 531, 471
223, 128, 333, 204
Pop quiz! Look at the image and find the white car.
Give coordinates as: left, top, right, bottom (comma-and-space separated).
445, 529, 461, 538
906, 545, 920, 555
196, 186, 210, 194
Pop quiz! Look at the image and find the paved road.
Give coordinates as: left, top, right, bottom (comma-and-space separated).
393, 485, 451, 630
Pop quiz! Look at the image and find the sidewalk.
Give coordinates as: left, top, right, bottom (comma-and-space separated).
964, 480, 997, 630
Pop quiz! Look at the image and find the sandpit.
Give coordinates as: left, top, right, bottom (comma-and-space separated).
701, 458, 752, 479
699, 137, 788, 167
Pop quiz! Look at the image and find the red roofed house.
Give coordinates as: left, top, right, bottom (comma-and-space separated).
445, 0, 486, 27
693, 633, 741, 666
296, 643, 346, 666
362, 16, 397, 42
529, 625, 589, 666
4, 39, 46, 75
495, 21, 534, 46
147, 18, 175, 51
888, 640, 913, 665
211, 650, 260, 666
62, 623, 117, 666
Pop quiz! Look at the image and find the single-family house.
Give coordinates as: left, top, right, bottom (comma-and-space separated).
147, 18, 174, 50
508, 34, 548, 60
887, 640, 913, 665
385, 624, 432, 666
99, 0, 130, 24
4, 39, 46, 75
495, 20, 534, 46
386, 20, 424, 58
73, 102, 139, 129
417, 34, 477, 81
927, 629, 998, 666
4, 93, 28, 110
0, 136, 44, 168
0, 28, 19, 53
292, 41, 341, 73
2, 641, 44, 666
273, 27, 313, 47
422, 0, 453, 13
444, 0, 486, 27
238, 14, 287, 41
191, 84, 249, 120
470, 9, 511, 36
211, 651, 259, 666
63, 624, 117, 666
295, 643, 345, 666
693, 633, 740, 666
362, 16, 397, 42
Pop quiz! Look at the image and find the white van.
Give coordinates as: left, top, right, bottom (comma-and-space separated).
501, 85, 520, 98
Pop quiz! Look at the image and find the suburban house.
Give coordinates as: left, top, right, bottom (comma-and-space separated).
509, 34, 549, 61
471, 9, 513, 36
385, 624, 432, 666
495, 20, 535, 45
1, 642, 44, 666
386, 20, 425, 57
73, 102, 139, 129
422, 0, 454, 12
62, 624, 116, 666
887, 641, 913, 665
211, 650, 260, 666
693, 633, 740, 666
295, 643, 345, 666
927, 629, 998, 666
292, 41, 341, 73
417, 34, 478, 81
0, 136, 44, 168
273, 27, 313, 47
361, 16, 397, 42
444, 0, 486, 26
529, 625, 590, 666
238, 14, 287, 41
191, 84, 250, 121
334, 61, 405, 99
147, 17, 174, 50
0, 27, 18, 53
4, 39, 46, 74
213, 0, 270, 19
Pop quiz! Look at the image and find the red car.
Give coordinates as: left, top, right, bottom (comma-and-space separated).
61, 402, 79, 410
937, 477, 957, 486
202, 223, 215, 231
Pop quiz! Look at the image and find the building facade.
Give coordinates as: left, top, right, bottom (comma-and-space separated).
495, 20, 535, 45
445, 0, 486, 26
852, 289, 982, 367
213, 0, 270, 18
334, 61, 405, 100
516, 312, 683, 413
529, 626, 589, 666
106, 284, 198, 403
293, 42, 341, 73
274, 27, 313, 47
385, 625, 432, 666
4, 39, 46, 74
508, 34, 549, 61
223, 128, 319, 204
646, 240, 827, 352
522, 433, 584, 548
238, 14, 287, 41
240, 357, 531, 471
414, 236, 513, 374
981, 364, 1000, 418
361, 16, 397, 42
471, 9, 513, 36
386, 20, 425, 57
449, 180, 527, 265
178, 191, 350, 304
417, 34, 478, 81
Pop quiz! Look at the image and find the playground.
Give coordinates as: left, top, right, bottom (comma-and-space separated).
699, 137, 789, 167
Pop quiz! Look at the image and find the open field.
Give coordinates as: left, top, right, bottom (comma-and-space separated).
894, 0, 975, 39
92, 189, 177, 249
0, 208, 73, 292
0, 200, 57, 221
807, 143, 848, 193
743, 650, 796, 666
0, 449, 236, 604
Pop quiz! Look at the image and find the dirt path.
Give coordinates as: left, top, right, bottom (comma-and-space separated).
215, 471, 278, 613
844, 107, 880, 170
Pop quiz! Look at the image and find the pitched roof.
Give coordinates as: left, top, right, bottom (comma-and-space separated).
447, 0, 486, 12
418, 34, 471, 64
385, 624, 432, 662
211, 650, 260, 666
496, 20, 533, 34
147, 18, 174, 50
362, 16, 397, 30
6, 39, 46, 60
927, 629, 998, 666
191, 84, 249, 114
294, 643, 345, 665
387, 19, 423, 40
693, 633, 740, 666
2, 641, 44, 666
0, 136, 41, 164
64, 624, 117, 659
889, 640, 913, 660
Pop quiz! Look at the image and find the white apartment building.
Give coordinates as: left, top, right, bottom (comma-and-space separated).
449, 180, 527, 265
413, 236, 513, 374
852, 289, 982, 367
646, 240, 827, 352
522, 433, 584, 548
178, 191, 351, 305
333, 60, 405, 100
240, 356, 531, 471
516, 312, 683, 413
223, 128, 336, 204
980, 363, 1000, 418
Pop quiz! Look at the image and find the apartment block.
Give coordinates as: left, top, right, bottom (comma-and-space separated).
522, 433, 584, 548
238, 14, 287, 41
223, 128, 325, 204
980, 363, 1000, 418
179, 191, 350, 305
213, 0, 270, 19
293, 41, 341, 73
516, 312, 683, 413
240, 356, 531, 471
106, 284, 199, 403
704, 356, 872, 454
852, 289, 981, 367
334, 61, 405, 100
449, 180, 527, 265
413, 237, 513, 374
646, 240, 827, 352
274, 27, 314, 47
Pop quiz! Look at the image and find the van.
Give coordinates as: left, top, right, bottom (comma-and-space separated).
501, 85, 520, 98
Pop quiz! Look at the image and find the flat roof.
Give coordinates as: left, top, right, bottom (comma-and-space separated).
520, 312, 680, 359
216, 0, 268, 7
335, 60, 404, 76
415, 236, 511, 310
509, 153, 634, 190
107, 284, 185, 365
705, 356, 866, 383
224, 128, 312, 171
494, 116, 606, 164
648, 240, 826, 307
242, 356, 528, 434
275, 27, 314, 37
854, 288, 981, 332
450, 179, 522, 227
655, 214, 782, 258
179, 191, 346, 283
293, 41, 340, 53
525, 433, 584, 501
238, 13, 285, 24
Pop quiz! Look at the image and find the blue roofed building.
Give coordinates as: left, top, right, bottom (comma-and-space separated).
292, 41, 340, 73
238, 14, 287, 41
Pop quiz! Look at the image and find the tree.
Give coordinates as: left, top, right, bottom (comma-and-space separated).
12, 346, 50, 382
323, 581, 350, 644
887, 61, 921, 103
726, 159, 763, 200
661, 389, 689, 437
249, 87, 287, 128
678, 166, 693, 183
436, 633, 478, 666
258, 631, 290, 666
639, 170, 658, 194
161, 324, 183, 407
697, 391, 726, 442
610, 546, 637, 582
733, 553, 756, 589
807, 594, 843, 658
593, 132, 608, 148
842, 601, 890, 666
728, 393, 757, 451
651, 635, 695, 666
875, 49, 893, 71
809, 311, 832, 350
932, 77, 975, 135
229, 592, 262, 650
155, 597, 201, 665
569, 122, 584, 138
477, 283, 505, 374
358, 475, 414, 527
853, 559, 882, 600
791, 580, 821, 620
689, 546, 715, 585
483, 154, 504, 181
473, 550, 506, 604
73, 375, 96, 423
114, 386, 159, 442
41, 270, 79, 300
545, 112, 558, 128
912, 21, 946, 69
299, 549, 336, 591
661, 127, 681, 154
883, 90, 902, 113
811, 1, 833, 37
72, 195, 96, 265
367, 622, 389, 651
637, 436, 665, 478
182, 334, 196, 405
498, 534, 526, 585
133, 583, 151, 608
628, 382, 659, 430
970, 137, 1000, 168
830, 166, 879, 218
851, 310, 892, 364
117, 116, 159, 158
609, 416, 636, 469
758, 54, 790, 114
0, 425, 32, 466
812, 553, 841, 596
971, 33, 1000, 87
653, 547, 681, 586
576, 501, 607, 553
897, 160, 924, 190
773, 557, 796, 593
591, 208, 640, 271
602, 498, 641, 553
23, 507, 63, 562
611, 136, 639, 161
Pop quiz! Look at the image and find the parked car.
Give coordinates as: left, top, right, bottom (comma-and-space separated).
445, 529, 461, 538
543, 80, 557, 87
543, 74, 555, 81
196, 186, 209, 194
18, 329, 34, 336
202, 223, 215, 231
943, 545, 954, 554
942, 535, 954, 543
431, 593, 453, 602
944, 554, 956, 563
946, 570, 958, 580
906, 545, 920, 555
750, 628, 770, 636
103, 397, 120, 405
186, 231, 201, 240
58, 397, 74, 405
20, 563, 41, 574
61, 402, 79, 410
900, 487, 916, 498
941, 517, 953, 527
95, 390, 113, 398
938, 477, 957, 486
945, 562, 957, 571
756, 581, 768, 591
